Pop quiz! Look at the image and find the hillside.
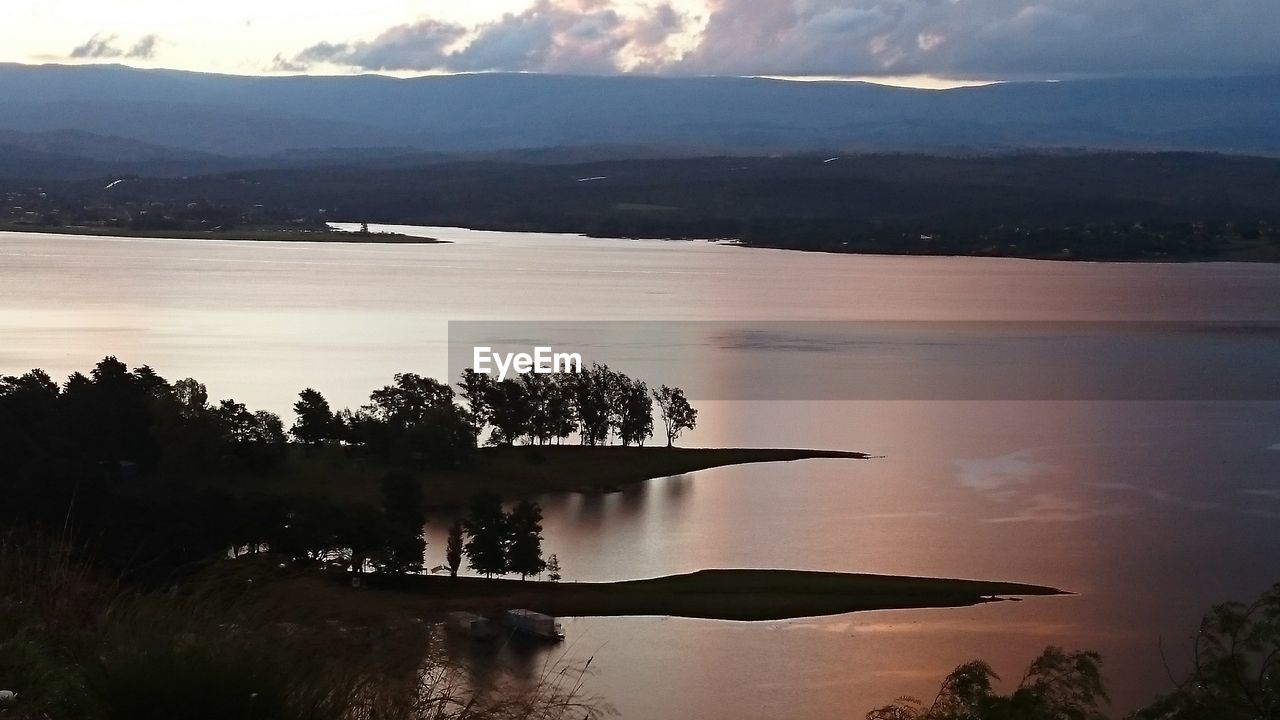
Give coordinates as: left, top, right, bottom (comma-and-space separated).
1, 64, 1279, 158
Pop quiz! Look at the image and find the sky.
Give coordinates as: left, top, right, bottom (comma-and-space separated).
2, 0, 1279, 85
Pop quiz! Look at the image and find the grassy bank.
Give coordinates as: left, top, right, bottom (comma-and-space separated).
206, 445, 871, 507
0, 223, 441, 243
374, 569, 1065, 621
229, 564, 1063, 623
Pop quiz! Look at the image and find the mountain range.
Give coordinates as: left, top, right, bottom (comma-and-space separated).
1, 63, 1279, 179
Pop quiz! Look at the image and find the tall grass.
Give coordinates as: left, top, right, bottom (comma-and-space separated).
0, 537, 605, 720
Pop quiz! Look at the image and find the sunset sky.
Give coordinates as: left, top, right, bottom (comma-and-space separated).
2, 0, 1278, 83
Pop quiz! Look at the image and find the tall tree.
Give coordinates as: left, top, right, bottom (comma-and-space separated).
505, 499, 546, 580
291, 387, 336, 447
485, 379, 532, 445
652, 385, 697, 447
61, 356, 156, 468
445, 519, 464, 578
462, 491, 508, 577
457, 368, 494, 447
171, 377, 209, 419
544, 377, 577, 444
617, 378, 654, 446
377, 473, 426, 573
572, 363, 618, 446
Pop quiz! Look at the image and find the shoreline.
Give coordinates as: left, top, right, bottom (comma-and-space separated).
0, 223, 445, 244
6, 221, 1277, 262
222, 563, 1066, 623
204, 446, 873, 508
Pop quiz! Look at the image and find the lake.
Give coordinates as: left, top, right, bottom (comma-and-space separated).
3, 225, 1280, 718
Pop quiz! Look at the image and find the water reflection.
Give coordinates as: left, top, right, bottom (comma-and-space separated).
4, 228, 1280, 718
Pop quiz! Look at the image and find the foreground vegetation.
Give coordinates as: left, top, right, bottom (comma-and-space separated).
0, 542, 602, 720
868, 582, 1280, 720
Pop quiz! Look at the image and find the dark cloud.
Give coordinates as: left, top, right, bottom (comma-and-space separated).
284, 0, 688, 74
676, 0, 1280, 78
280, 0, 1280, 78
70, 33, 161, 60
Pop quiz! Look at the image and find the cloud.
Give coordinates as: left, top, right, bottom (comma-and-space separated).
675, 0, 1280, 77
281, 0, 1280, 78
70, 33, 161, 60
283, 0, 689, 74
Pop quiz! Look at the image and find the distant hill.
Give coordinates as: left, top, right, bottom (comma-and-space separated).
1, 64, 1279, 161
10, 152, 1280, 261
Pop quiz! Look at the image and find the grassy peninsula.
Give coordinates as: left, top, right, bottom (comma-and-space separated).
363, 568, 1065, 622
207, 560, 1064, 624
207, 445, 871, 507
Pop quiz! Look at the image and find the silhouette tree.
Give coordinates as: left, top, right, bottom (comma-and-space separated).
457, 368, 493, 447
377, 473, 426, 573
523, 372, 556, 445
291, 388, 336, 447
505, 499, 546, 580
59, 356, 156, 470
172, 377, 209, 418
867, 646, 1108, 720
486, 379, 532, 445
545, 553, 562, 583
1134, 582, 1280, 720
216, 399, 256, 443
369, 373, 454, 429
617, 378, 654, 446
544, 378, 577, 444
572, 363, 618, 446
462, 491, 507, 577
652, 385, 697, 447
445, 519, 464, 577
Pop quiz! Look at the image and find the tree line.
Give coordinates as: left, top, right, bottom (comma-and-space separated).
0, 357, 691, 582
289, 363, 697, 455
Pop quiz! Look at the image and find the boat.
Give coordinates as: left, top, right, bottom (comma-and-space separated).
503, 609, 565, 641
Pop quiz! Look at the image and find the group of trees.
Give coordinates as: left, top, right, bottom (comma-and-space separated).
0, 357, 691, 582
233, 472, 426, 575
450, 492, 549, 580
291, 373, 474, 470
284, 364, 698, 456
459, 364, 696, 448
0, 357, 290, 481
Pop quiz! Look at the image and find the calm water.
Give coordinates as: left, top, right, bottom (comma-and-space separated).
3, 225, 1280, 718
